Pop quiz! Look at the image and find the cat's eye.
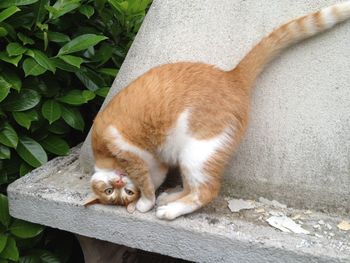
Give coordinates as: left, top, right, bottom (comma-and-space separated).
104, 188, 114, 195
124, 188, 134, 195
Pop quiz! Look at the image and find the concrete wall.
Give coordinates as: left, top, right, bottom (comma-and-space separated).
80, 0, 350, 213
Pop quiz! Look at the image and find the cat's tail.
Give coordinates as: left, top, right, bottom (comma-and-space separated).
232, 1, 350, 87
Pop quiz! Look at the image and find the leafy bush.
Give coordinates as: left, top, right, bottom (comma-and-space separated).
0, 0, 151, 261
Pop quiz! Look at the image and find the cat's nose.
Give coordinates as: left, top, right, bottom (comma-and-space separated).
113, 179, 125, 189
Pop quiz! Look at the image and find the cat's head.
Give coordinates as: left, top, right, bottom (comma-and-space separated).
84, 167, 141, 212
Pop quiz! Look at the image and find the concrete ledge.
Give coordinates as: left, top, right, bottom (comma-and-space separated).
8, 148, 350, 263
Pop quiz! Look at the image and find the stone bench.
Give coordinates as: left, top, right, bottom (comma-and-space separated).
8, 0, 350, 262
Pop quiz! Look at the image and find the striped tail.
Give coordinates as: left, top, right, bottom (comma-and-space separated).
232, 1, 350, 87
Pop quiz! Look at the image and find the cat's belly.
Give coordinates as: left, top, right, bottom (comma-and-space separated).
157, 110, 232, 174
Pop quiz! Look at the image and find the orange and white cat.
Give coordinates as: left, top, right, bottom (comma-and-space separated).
85, 2, 350, 220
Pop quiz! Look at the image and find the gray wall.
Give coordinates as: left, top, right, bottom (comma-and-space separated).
80, 0, 350, 213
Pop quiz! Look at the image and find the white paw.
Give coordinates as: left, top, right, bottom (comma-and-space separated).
156, 192, 169, 205
136, 197, 155, 213
156, 202, 195, 220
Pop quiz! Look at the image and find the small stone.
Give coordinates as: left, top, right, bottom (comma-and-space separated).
269, 210, 284, 217
292, 214, 301, 220
304, 210, 312, 215
314, 233, 323, 238
266, 216, 309, 234
337, 220, 350, 231
329, 232, 335, 237
228, 199, 256, 213
318, 220, 325, 225
313, 224, 321, 229
255, 208, 265, 213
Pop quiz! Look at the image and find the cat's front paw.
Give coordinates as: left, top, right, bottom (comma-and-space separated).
136, 197, 155, 213
156, 202, 189, 220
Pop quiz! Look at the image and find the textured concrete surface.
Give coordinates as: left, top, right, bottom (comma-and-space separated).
7, 147, 350, 263
80, 0, 350, 213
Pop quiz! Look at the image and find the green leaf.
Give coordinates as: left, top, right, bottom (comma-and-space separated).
23, 58, 46, 77
58, 55, 83, 68
0, 22, 15, 38
0, 76, 11, 103
12, 110, 39, 129
0, 194, 10, 228
39, 250, 61, 263
2, 69, 22, 91
19, 162, 33, 176
37, 78, 59, 98
46, 0, 81, 20
57, 34, 108, 56
0, 51, 22, 67
19, 255, 41, 263
17, 136, 47, 167
17, 32, 35, 45
0, 0, 38, 8
82, 90, 95, 101
97, 68, 118, 77
0, 237, 18, 261
0, 123, 18, 148
47, 31, 70, 43
40, 135, 69, 156
6, 43, 26, 56
95, 87, 110, 98
33, 0, 49, 25
47, 119, 70, 135
108, 0, 128, 13
0, 145, 10, 159
75, 67, 106, 91
0, 6, 20, 23
78, 5, 94, 18
10, 219, 44, 238
0, 234, 7, 253
91, 43, 114, 65
2, 89, 40, 111
57, 90, 92, 105
0, 27, 8, 37
43, 31, 48, 51
61, 105, 84, 131
51, 58, 78, 73
27, 50, 55, 73
41, 100, 61, 124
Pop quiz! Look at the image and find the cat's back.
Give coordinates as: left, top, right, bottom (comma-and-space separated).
98, 62, 248, 150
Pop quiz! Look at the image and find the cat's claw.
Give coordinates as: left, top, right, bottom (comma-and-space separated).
136, 197, 155, 213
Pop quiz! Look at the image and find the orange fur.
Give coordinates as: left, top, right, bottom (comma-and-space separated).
89, 2, 350, 219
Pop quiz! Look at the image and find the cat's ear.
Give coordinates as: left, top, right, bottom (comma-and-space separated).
84, 196, 100, 206
126, 201, 136, 213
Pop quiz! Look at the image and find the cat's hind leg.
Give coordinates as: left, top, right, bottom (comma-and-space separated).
156, 135, 233, 220
156, 187, 189, 206
155, 168, 221, 220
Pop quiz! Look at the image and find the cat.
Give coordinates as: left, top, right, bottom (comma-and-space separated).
84, 2, 350, 220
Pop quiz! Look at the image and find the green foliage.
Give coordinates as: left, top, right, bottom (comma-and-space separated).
0, 0, 151, 186
0, 194, 42, 262
0, 0, 151, 261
